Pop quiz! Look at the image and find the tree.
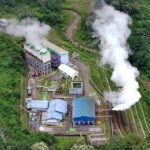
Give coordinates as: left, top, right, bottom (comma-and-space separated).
71, 136, 96, 150
31, 142, 49, 150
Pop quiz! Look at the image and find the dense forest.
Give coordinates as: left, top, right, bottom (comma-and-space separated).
0, 0, 63, 26
105, 0, 150, 76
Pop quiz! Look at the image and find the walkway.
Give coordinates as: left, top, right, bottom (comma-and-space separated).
70, 57, 92, 96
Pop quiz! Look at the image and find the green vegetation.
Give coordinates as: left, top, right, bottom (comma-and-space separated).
0, 33, 58, 149
63, 0, 91, 15
107, 0, 150, 137
0, 0, 63, 26
20, 76, 29, 129
60, 78, 71, 96
70, 136, 96, 150
50, 0, 150, 147
42, 92, 48, 100
99, 133, 150, 150
56, 136, 77, 150
106, 0, 150, 75
63, 0, 97, 49
1, 0, 150, 149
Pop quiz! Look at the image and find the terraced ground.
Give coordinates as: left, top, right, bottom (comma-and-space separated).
48, 0, 150, 139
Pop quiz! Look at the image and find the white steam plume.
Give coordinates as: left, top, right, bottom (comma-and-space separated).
4, 18, 51, 46
92, 2, 141, 110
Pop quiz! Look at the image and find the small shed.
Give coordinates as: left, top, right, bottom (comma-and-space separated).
58, 64, 79, 80
69, 81, 84, 95
72, 97, 96, 125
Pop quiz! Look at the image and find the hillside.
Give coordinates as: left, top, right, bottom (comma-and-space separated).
0, 0, 63, 26
0, 0, 150, 149
49, 0, 150, 148
0, 34, 61, 149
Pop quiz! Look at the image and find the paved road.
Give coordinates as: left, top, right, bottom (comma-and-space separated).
70, 57, 92, 96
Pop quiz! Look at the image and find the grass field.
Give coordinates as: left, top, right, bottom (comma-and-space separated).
20, 76, 29, 129
56, 136, 78, 150
63, 0, 91, 15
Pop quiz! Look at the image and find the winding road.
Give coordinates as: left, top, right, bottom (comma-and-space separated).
65, 10, 98, 54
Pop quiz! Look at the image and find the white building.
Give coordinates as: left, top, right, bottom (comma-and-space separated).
58, 64, 79, 80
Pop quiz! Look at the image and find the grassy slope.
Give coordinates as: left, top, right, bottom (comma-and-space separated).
56, 137, 78, 150
1, 0, 150, 148
63, 0, 91, 15
20, 76, 29, 129
62, 0, 97, 49
130, 0, 150, 134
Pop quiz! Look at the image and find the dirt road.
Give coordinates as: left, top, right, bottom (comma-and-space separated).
65, 10, 98, 54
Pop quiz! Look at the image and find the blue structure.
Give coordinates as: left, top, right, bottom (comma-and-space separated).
72, 97, 96, 125
27, 100, 49, 111
45, 99, 67, 122
44, 41, 69, 65
47, 111, 62, 120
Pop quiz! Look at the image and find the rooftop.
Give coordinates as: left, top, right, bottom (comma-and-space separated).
24, 44, 51, 63
46, 99, 67, 121
27, 100, 49, 109
58, 64, 79, 79
47, 111, 62, 120
69, 88, 83, 95
43, 41, 69, 55
48, 99, 67, 114
72, 97, 96, 118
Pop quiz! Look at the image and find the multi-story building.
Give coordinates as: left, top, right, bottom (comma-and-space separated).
43, 41, 69, 66
24, 41, 69, 74
24, 44, 51, 74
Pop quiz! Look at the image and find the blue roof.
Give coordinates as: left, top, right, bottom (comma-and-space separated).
72, 97, 95, 119
47, 112, 62, 120
48, 100, 56, 112
29, 100, 49, 109
46, 99, 67, 120
48, 99, 67, 114
55, 99, 67, 114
